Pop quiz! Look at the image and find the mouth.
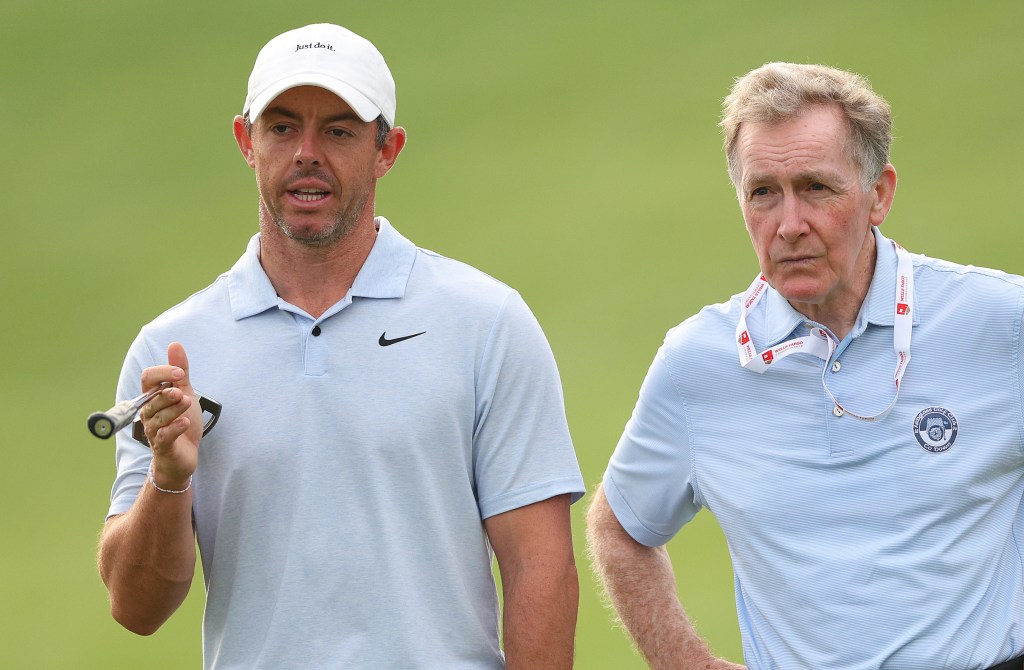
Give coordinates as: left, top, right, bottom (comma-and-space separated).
290, 188, 330, 202
775, 253, 819, 266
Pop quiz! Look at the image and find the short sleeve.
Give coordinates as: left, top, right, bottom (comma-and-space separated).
472, 291, 585, 519
603, 343, 701, 547
106, 332, 158, 519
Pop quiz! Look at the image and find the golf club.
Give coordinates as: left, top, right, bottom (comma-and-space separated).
88, 385, 223, 445
88, 383, 171, 439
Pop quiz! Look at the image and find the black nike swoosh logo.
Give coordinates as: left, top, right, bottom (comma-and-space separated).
379, 331, 426, 347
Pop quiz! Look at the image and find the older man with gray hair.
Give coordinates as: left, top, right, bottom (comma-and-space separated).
587, 62, 1024, 670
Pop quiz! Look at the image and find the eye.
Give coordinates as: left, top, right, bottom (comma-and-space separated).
808, 182, 828, 191
751, 186, 770, 197
328, 128, 353, 138
270, 124, 292, 135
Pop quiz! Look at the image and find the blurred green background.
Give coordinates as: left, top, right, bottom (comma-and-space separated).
2, 0, 1021, 667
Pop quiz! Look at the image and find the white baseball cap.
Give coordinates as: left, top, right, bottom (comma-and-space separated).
243, 23, 396, 126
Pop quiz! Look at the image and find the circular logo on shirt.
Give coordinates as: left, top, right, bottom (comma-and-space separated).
913, 407, 958, 453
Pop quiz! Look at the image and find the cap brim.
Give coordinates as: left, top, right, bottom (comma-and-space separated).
244, 73, 385, 125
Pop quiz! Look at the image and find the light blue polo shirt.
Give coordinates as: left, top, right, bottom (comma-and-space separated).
108, 218, 585, 670
604, 227, 1024, 669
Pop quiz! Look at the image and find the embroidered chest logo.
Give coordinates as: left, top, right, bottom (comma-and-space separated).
913, 406, 958, 453
378, 331, 426, 347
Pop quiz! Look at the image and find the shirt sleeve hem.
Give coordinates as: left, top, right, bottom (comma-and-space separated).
478, 476, 586, 519
602, 472, 674, 548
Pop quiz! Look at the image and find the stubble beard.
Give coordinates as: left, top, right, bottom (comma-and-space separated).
268, 176, 373, 250
273, 206, 358, 249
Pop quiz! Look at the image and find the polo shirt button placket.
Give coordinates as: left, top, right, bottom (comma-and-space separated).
304, 321, 328, 376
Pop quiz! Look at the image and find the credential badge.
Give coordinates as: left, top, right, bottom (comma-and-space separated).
913, 406, 958, 453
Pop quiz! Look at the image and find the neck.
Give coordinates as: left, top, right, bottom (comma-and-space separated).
258, 218, 379, 319
791, 301, 860, 342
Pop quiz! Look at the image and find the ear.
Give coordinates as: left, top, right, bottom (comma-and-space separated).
232, 115, 256, 169
868, 163, 897, 228
375, 126, 407, 178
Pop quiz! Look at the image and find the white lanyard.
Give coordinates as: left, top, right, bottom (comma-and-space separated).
735, 241, 914, 421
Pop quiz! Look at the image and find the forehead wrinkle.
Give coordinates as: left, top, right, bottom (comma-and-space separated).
741, 136, 832, 165
739, 137, 853, 191
737, 107, 858, 189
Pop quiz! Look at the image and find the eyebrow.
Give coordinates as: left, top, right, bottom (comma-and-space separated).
742, 169, 846, 191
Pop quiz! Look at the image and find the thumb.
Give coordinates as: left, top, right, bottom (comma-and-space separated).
166, 342, 193, 389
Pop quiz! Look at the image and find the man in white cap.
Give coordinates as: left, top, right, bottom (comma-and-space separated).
98, 24, 585, 669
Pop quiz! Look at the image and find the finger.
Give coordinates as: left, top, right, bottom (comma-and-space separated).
166, 342, 192, 390
141, 386, 183, 418
144, 395, 192, 446
148, 413, 193, 454
140, 364, 186, 393
144, 391, 192, 426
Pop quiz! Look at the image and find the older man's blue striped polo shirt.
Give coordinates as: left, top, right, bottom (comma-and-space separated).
604, 227, 1024, 669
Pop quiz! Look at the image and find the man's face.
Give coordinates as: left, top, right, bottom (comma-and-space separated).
735, 104, 895, 320
238, 86, 387, 248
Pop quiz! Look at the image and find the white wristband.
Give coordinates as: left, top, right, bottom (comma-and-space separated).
148, 465, 192, 494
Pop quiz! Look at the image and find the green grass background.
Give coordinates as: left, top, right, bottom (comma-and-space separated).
2, 1, 1021, 667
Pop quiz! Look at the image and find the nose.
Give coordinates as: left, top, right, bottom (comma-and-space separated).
294, 129, 322, 166
776, 195, 809, 241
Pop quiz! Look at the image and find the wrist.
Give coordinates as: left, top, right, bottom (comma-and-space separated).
147, 464, 192, 495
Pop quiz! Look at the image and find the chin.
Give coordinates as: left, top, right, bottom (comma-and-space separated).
277, 218, 354, 248
774, 281, 826, 305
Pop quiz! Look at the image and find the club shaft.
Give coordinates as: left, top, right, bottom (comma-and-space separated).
88, 383, 170, 439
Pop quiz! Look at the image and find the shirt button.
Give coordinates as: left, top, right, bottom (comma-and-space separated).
833, 406, 844, 417
832, 361, 842, 373
312, 326, 322, 337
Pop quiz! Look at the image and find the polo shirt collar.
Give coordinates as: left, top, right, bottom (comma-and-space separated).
350, 217, 417, 299
861, 226, 920, 328
227, 216, 417, 321
759, 226, 919, 346
762, 290, 808, 347
227, 234, 277, 320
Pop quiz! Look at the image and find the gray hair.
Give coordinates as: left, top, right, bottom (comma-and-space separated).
720, 63, 892, 191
